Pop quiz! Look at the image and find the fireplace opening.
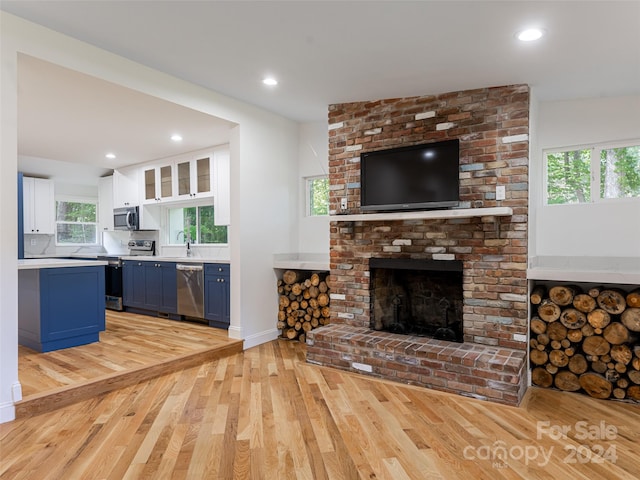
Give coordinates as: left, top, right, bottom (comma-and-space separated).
370, 258, 464, 343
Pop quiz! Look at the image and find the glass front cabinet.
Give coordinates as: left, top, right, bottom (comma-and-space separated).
176, 155, 213, 201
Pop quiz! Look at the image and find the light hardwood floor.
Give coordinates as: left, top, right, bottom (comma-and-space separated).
15, 311, 243, 417
2, 336, 639, 479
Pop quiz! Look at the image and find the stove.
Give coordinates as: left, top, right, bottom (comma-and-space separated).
99, 240, 155, 310
127, 239, 156, 256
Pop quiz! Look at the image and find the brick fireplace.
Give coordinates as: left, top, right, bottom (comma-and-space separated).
306, 85, 530, 405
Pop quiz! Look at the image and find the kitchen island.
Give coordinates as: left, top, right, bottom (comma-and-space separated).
18, 258, 107, 352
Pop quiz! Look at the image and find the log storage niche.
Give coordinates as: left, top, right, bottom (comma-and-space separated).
530, 283, 640, 402
277, 270, 331, 343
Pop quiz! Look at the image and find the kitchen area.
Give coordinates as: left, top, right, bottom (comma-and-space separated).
18, 55, 235, 352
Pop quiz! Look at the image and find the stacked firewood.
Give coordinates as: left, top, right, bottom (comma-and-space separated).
277, 270, 331, 343
530, 284, 640, 401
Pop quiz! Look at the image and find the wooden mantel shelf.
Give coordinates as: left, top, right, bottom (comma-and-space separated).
329, 206, 513, 222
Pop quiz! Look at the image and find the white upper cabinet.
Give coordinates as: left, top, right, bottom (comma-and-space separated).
23, 177, 55, 234
98, 176, 114, 231
142, 163, 173, 204
175, 155, 214, 201
113, 168, 139, 208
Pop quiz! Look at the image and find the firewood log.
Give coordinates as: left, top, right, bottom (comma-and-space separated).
626, 288, 640, 308
310, 273, 320, 286
566, 329, 583, 343
317, 293, 330, 307
628, 369, 640, 385
554, 370, 581, 391
538, 299, 561, 322
546, 364, 559, 375
603, 323, 630, 345
318, 281, 328, 293
546, 322, 567, 341
621, 308, 640, 332
617, 378, 629, 389
559, 308, 587, 329
587, 309, 611, 329
532, 367, 553, 387
568, 354, 588, 374
285, 328, 297, 339
537, 333, 550, 346
582, 336, 611, 356
530, 285, 546, 305
549, 350, 569, 367
597, 289, 627, 315
581, 323, 595, 337
610, 344, 633, 365
588, 286, 603, 298
291, 283, 302, 296
282, 270, 299, 285
549, 285, 580, 306
531, 317, 547, 335
579, 372, 613, 399
573, 294, 596, 313
613, 388, 626, 399
633, 357, 640, 371
550, 340, 562, 350
298, 333, 306, 344
591, 361, 607, 373
627, 386, 640, 401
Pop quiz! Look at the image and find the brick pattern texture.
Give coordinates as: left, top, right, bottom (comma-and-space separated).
307, 85, 530, 405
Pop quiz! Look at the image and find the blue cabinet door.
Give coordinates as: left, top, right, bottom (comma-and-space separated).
144, 262, 162, 309
204, 263, 230, 328
143, 261, 177, 314
123, 261, 146, 309
159, 262, 177, 313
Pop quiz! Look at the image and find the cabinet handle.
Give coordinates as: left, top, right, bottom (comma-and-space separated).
218, 267, 223, 272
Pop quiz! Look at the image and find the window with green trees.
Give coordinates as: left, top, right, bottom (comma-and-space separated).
307, 176, 329, 216
168, 205, 227, 245
545, 142, 640, 205
56, 199, 98, 244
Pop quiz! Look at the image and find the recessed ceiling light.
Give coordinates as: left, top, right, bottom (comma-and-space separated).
171, 134, 183, 142
516, 28, 545, 42
105, 153, 116, 159
263, 77, 278, 86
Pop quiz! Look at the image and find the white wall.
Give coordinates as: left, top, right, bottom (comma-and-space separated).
297, 122, 329, 254
532, 95, 640, 258
0, 12, 299, 422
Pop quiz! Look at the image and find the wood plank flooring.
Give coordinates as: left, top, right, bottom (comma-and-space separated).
15, 311, 243, 417
2, 338, 639, 479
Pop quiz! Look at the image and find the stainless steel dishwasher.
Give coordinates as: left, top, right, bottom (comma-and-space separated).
176, 263, 204, 319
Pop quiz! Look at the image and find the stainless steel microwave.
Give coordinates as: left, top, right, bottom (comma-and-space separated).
113, 206, 140, 231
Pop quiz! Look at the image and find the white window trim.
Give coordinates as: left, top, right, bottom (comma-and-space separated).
163, 200, 229, 247
305, 175, 329, 217
543, 138, 640, 206
55, 195, 99, 246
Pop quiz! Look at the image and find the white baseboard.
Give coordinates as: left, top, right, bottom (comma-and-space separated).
242, 328, 280, 350
0, 401, 16, 424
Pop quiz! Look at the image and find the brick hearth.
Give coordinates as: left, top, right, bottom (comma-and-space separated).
307, 85, 530, 405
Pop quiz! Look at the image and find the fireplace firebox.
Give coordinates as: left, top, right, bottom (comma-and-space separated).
370, 258, 464, 343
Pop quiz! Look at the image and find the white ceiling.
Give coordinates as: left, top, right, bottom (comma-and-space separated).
2, 1, 640, 181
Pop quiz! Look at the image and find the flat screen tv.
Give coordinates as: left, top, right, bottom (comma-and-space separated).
360, 139, 460, 212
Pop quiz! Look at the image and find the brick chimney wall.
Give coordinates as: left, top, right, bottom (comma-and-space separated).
307, 85, 531, 405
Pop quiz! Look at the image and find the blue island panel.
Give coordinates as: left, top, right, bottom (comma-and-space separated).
38, 266, 106, 352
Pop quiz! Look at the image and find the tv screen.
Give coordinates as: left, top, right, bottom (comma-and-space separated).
360, 139, 460, 211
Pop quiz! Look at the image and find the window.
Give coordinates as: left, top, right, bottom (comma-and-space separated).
306, 176, 329, 216
168, 205, 227, 245
55, 198, 98, 245
545, 141, 640, 205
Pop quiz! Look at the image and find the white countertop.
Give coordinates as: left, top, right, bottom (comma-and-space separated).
527, 256, 640, 284
273, 253, 330, 271
120, 256, 231, 264
18, 258, 108, 270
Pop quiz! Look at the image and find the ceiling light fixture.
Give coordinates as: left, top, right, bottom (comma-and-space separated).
105, 153, 116, 159
171, 134, 183, 142
263, 77, 278, 86
516, 28, 545, 42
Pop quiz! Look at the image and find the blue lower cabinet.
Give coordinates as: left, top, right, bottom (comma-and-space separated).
123, 260, 177, 314
204, 263, 230, 329
18, 266, 106, 352
122, 261, 146, 309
